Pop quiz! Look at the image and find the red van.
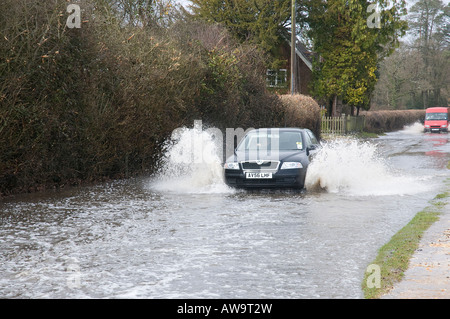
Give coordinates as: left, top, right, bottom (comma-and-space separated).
424, 107, 449, 133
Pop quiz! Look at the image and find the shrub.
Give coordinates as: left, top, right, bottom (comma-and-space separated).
362, 110, 426, 133
279, 94, 322, 138
0, 2, 288, 195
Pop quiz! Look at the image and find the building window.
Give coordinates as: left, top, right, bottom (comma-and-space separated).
266, 69, 287, 88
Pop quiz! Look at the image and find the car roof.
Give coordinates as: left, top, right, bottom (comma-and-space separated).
426, 107, 448, 112
247, 128, 307, 132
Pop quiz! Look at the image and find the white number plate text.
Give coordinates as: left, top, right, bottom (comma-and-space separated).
245, 172, 272, 179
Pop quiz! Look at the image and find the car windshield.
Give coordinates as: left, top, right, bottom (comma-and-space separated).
237, 130, 303, 152
425, 113, 448, 121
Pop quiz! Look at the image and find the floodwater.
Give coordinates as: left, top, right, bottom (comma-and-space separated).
1, 123, 449, 298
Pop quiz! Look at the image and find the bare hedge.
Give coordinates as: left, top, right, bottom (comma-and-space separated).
362, 109, 426, 133
279, 94, 322, 138
0, 1, 285, 195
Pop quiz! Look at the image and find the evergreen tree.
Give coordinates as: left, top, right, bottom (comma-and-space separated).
304, 0, 408, 115
190, 0, 291, 68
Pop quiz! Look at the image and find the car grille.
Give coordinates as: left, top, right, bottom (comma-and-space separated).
241, 161, 279, 170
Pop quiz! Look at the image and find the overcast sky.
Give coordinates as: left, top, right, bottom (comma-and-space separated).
174, 0, 192, 9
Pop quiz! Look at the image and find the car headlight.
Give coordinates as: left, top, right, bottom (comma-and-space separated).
441, 124, 447, 128
224, 162, 240, 170
425, 125, 430, 128
281, 162, 303, 169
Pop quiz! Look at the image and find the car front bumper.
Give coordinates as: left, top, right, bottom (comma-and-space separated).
424, 127, 448, 133
224, 169, 306, 189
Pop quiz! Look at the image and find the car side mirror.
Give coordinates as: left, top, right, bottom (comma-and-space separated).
307, 144, 318, 156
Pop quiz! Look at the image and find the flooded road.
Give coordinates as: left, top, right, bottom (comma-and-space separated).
1, 123, 449, 298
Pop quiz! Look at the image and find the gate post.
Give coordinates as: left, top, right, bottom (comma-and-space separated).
342, 114, 347, 134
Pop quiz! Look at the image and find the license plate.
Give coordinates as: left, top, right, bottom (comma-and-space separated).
246, 172, 272, 179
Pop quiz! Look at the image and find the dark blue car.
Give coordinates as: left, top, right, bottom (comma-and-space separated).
223, 128, 320, 189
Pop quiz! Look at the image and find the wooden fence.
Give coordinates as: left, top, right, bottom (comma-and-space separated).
321, 115, 365, 135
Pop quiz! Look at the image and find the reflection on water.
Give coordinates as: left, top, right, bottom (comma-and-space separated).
0, 126, 449, 298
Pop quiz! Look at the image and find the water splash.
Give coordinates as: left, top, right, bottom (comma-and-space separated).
151, 127, 232, 194
151, 126, 430, 196
305, 138, 427, 196
402, 122, 424, 135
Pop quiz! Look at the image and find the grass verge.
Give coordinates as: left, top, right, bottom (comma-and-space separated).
362, 187, 449, 299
